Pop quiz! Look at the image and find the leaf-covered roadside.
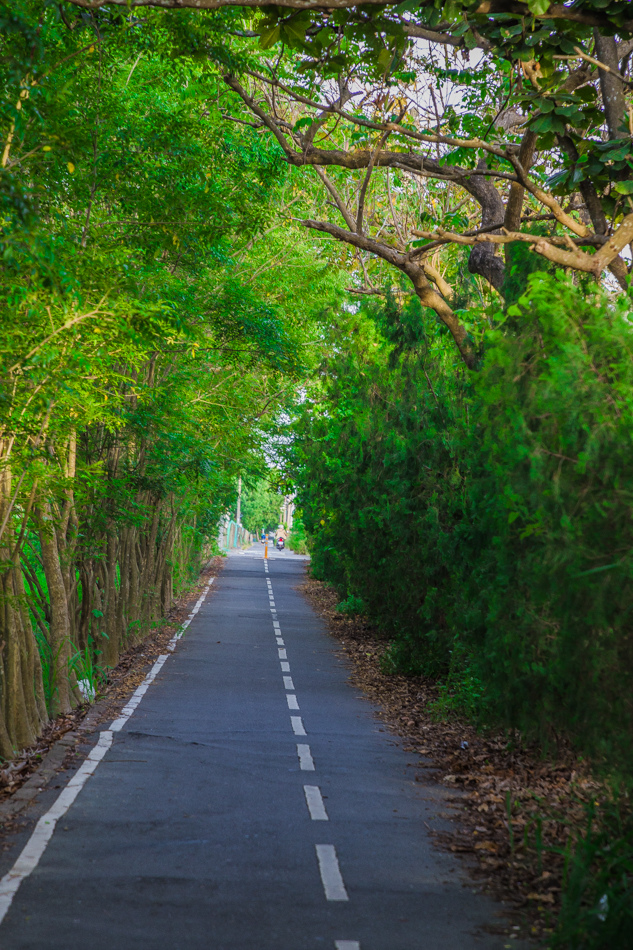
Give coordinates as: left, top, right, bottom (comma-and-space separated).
301, 575, 633, 949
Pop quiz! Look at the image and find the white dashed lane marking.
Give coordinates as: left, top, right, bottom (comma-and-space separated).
304, 786, 328, 821
315, 845, 349, 901
297, 744, 315, 771
268, 566, 354, 938
291, 716, 306, 736
335, 943, 360, 950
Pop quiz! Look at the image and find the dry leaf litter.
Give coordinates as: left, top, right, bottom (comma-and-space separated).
301, 575, 616, 945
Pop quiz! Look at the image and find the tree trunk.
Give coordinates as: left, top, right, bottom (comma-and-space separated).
36, 499, 73, 716
594, 31, 627, 139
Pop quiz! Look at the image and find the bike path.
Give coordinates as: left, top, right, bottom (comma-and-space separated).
0, 546, 517, 949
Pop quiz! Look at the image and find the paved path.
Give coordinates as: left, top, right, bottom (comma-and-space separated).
0, 546, 514, 949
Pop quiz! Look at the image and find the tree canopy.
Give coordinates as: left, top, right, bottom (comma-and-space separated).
0, 1, 344, 749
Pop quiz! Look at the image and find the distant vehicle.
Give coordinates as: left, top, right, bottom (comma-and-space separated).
276, 538, 285, 551
260, 532, 266, 544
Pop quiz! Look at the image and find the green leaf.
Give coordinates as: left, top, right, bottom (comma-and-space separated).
259, 25, 281, 50
377, 48, 392, 73
284, 20, 307, 44
545, 169, 569, 190
529, 114, 554, 132
419, 211, 437, 227
535, 97, 555, 114
527, 0, 551, 15
613, 181, 633, 195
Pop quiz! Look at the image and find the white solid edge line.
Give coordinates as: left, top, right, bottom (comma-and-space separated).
0, 573, 216, 922
283, 676, 295, 691
304, 785, 328, 821
291, 716, 306, 736
0, 729, 114, 924
335, 942, 360, 950
315, 845, 349, 901
110, 654, 169, 731
167, 579, 213, 650
297, 744, 315, 771
287, 694, 299, 710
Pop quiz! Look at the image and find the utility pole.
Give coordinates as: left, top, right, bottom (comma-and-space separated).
236, 475, 242, 526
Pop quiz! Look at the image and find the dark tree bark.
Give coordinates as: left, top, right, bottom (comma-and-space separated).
594, 30, 627, 140
466, 158, 506, 290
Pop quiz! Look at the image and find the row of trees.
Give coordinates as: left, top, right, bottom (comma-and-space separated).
240, 479, 285, 536
0, 4, 342, 755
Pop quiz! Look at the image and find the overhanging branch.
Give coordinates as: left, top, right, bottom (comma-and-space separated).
64, 0, 633, 34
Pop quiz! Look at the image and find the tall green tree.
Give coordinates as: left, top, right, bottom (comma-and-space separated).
0, 2, 343, 753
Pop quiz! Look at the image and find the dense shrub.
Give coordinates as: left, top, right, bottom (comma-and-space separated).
290, 274, 633, 777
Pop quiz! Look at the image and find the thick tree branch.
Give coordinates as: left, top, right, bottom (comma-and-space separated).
300, 218, 477, 368
228, 70, 595, 247
466, 158, 505, 291
504, 130, 537, 234
414, 217, 633, 281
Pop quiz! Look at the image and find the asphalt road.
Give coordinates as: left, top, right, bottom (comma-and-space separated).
0, 545, 517, 949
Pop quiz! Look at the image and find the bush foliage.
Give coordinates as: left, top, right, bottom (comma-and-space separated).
291, 274, 633, 779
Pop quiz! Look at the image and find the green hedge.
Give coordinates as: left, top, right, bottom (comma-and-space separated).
291, 273, 633, 778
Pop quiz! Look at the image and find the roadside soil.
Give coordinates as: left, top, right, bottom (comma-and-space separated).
301, 575, 608, 947
0, 556, 226, 811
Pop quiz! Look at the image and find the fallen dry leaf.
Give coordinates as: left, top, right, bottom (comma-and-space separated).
474, 841, 499, 853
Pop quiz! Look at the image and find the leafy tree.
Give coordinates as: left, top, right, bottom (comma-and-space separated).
240, 478, 283, 535
0, 2, 343, 752
63, 1, 633, 365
